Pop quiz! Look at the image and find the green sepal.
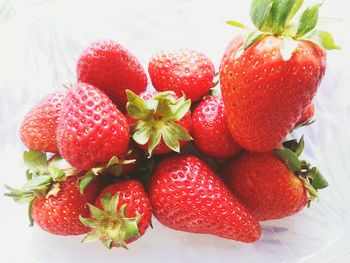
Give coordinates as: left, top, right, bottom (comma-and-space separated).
79, 171, 96, 194
308, 167, 329, 189
23, 150, 47, 174
296, 4, 320, 37
280, 37, 299, 61
132, 121, 152, 145
274, 147, 301, 173
244, 31, 267, 50
286, 0, 304, 23
250, 0, 273, 30
81, 229, 100, 243
226, 20, 248, 29
79, 215, 99, 228
269, 0, 297, 34
148, 129, 162, 157
305, 30, 341, 50
126, 90, 150, 119
48, 166, 66, 181
87, 203, 105, 220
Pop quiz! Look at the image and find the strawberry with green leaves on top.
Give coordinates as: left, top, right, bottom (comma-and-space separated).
5, 151, 104, 235
223, 137, 328, 221
149, 154, 261, 243
220, 0, 339, 152
80, 180, 152, 249
148, 50, 215, 101
126, 90, 192, 156
20, 92, 65, 153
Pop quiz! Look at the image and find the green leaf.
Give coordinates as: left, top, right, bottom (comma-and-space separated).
250, 0, 273, 30
108, 193, 120, 214
165, 122, 192, 141
307, 30, 340, 50
286, 0, 304, 23
296, 4, 320, 37
294, 136, 305, 157
280, 37, 299, 61
88, 204, 105, 219
4, 185, 35, 204
126, 90, 150, 119
101, 192, 112, 211
171, 98, 191, 121
79, 216, 99, 228
23, 175, 52, 191
226, 20, 248, 29
133, 123, 152, 145
244, 31, 266, 50
26, 170, 33, 180
23, 151, 47, 174
79, 171, 96, 194
270, 0, 297, 34
106, 156, 120, 168
81, 230, 100, 243
124, 218, 140, 240
147, 129, 162, 156
48, 166, 65, 181
161, 125, 180, 153
310, 167, 329, 189
274, 148, 302, 172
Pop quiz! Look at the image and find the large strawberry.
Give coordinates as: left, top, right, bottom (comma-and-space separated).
148, 50, 215, 101
57, 83, 129, 171
76, 40, 147, 109
5, 151, 104, 235
80, 180, 152, 249
192, 95, 241, 159
20, 92, 65, 153
126, 90, 192, 156
220, 0, 339, 152
223, 137, 328, 221
149, 154, 261, 243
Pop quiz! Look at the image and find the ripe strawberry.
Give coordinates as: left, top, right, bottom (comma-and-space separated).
296, 103, 315, 127
76, 40, 147, 109
223, 137, 328, 221
192, 95, 241, 159
80, 180, 152, 249
126, 90, 192, 156
148, 50, 215, 101
20, 92, 65, 153
149, 154, 261, 243
221, 1, 338, 152
57, 83, 129, 171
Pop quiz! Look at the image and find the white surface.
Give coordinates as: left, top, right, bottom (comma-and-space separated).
0, 0, 350, 262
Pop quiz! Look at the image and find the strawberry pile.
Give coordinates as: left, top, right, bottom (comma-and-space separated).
6, 0, 338, 249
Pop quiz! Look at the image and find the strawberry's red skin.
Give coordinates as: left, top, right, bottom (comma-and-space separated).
95, 180, 152, 245
149, 155, 261, 243
296, 103, 315, 126
57, 83, 129, 171
32, 174, 104, 235
127, 91, 192, 154
220, 35, 326, 152
192, 96, 241, 159
76, 40, 147, 109
223, 152, 308, 221
148, 50, 215, 101
20, 92, 65, 153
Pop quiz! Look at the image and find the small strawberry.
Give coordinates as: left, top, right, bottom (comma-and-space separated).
148, 50, 215, 101
57, 83, 130, 171
76, 40, 147, 109
20, 92, 65, 153
296, 103, 315, 127
80, 180, 152, 249
220, 1, 339, 152
126, 90, 192, 156
149, 154, 261, 243
223, 137, 329, 221
5, 151, 104, 235
192, 95, 241, 159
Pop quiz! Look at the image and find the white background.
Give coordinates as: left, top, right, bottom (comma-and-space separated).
0, 0, 350, 262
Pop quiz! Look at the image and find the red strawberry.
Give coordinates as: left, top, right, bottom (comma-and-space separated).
126, 90, 192, 156
223, 137, 328, 221
20, 92, 65, 153
192, 96, 241, 159
76, 40, 147, 109
148, 50, 215, 101
31, 174, 103, 235
220, 1, 338, 152
149, 154, 261, 243
57, 83, 130, 171
296, 103, 315, 127
80, 180, 152, 249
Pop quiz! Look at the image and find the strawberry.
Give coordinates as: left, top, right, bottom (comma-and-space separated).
192, 95, 241, 159
148, 50, 215, 101
5, 151, 104, 235
76, 40, 147, 109
20, 92, 65, 153
126, 90, 192, 156
80, 180, 152, 249
220, 1, 339, 152
149, 154, 261, 243
296, 103, 315, 127
57, 83, 130, 171
223, 137, 329, 221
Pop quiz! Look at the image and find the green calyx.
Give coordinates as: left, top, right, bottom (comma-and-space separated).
79, 192, 141, 249
4, 150, 76, 225
78, 156, 135, 194
126, 90, 192, 157
226, 0, 340, 61
274, 136, 329, 206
